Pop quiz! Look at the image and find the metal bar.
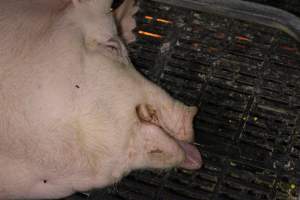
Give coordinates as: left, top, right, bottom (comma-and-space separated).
152, 0, 300, 42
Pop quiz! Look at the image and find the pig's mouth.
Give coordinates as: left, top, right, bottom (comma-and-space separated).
177, 141, 202, 170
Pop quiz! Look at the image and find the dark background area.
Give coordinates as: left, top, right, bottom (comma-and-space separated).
243, 0, 300, 16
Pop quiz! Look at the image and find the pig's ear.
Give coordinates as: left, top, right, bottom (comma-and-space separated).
113, 0, 138, 44
69, 0, 113, 13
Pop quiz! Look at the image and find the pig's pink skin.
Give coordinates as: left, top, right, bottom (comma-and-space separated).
0, 1, 199, 199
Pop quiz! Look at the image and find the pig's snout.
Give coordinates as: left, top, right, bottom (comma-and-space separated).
136, 102, 198, 142
135, 103, 202, 170
174, 104, 198, 142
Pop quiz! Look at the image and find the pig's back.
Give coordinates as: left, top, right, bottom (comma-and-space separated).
0, 2, 94, 198
0, 0, 82, 138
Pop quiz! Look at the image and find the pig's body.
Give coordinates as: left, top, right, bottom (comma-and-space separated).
0, 1, 201, 199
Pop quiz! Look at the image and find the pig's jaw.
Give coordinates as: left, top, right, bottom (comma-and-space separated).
127, 126, 202, 172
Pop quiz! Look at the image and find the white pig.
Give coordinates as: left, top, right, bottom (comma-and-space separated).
0, 0, 202, 199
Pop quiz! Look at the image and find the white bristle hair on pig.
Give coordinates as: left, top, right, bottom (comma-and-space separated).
0, 0, 202, 199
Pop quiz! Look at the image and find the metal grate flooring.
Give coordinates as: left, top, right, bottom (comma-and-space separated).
65, 0, 300, 199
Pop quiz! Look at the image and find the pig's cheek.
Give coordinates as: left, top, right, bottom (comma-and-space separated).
141, 126, 185, 168
144, 141, 185, 169
129, 123, 185, 169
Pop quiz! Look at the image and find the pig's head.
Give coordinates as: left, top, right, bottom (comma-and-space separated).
63, 0, 202, 188
89, 94, 202, 184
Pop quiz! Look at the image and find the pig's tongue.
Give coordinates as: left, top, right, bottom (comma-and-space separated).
178, 141, 202, 170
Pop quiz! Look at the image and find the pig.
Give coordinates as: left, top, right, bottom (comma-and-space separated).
0, 0, 202, 199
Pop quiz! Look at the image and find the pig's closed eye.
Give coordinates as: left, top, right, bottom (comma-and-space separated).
105, 38, 121, 56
